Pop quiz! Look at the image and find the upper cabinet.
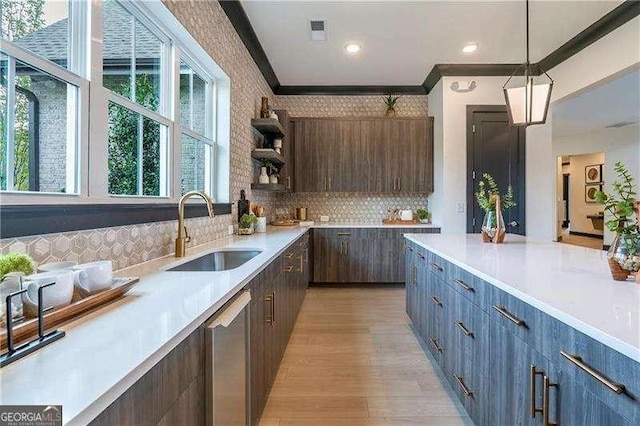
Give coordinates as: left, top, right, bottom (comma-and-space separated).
292, 117, 434, 193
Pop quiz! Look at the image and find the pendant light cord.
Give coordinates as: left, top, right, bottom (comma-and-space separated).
526, 0, 530, 66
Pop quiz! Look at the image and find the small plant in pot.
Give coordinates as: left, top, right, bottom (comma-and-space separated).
0, 253, 36, 326
595, 162, 640, 282
383, 94, 401, 117
475, 173, 516, 243
416, 208, 431, 224
238, 213, 258, 235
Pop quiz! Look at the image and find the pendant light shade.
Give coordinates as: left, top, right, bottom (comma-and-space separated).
503, 0, 553, 126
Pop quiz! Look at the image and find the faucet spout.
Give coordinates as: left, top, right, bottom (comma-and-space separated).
175, 191, 216, 258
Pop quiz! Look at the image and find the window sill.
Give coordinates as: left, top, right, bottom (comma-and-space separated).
0, 203, 232, 239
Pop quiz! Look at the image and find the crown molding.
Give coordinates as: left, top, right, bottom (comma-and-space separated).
274, 85, 426, 95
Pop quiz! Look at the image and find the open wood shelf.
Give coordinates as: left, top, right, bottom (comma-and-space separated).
251, 183, 286, 192
251, 149, 285, 166
251, 118, 286, 137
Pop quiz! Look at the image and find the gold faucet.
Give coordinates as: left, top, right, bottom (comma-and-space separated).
175, 191, 215, 258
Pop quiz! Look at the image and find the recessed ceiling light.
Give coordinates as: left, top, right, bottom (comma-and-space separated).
462, 42, 478, 54
345, 43, 361, 54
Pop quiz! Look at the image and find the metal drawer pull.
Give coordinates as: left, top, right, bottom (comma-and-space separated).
406, 245, 413, 252
430, 262, 443, 272
429, 337, 443, 353
430, 296, 442, 306
560, 351, 626, 394
284, 266, 294, 273
454, 321, 474, 337
453, 374, 473, 397
493, 305, 526, 327
416, 253, 425, 260
285, 253, 295, 259
264, 294, 273, 324
542, 375, 557, 426
454, 279, 474, 292
337, 232, 351, 236
271, 291, 276, 325
530, 365, 544, 418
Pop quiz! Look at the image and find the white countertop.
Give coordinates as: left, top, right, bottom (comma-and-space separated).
404, 233, 640, 362
0, 227, 308, 425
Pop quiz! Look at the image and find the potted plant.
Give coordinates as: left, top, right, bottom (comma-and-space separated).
0, 253, 36, 325
595, 162, 640, 282
383, 94, 401, 117
475, 173, 516, 243
259, 159, 277, 184
238, 213, 258, 235
416, 208, 431, 224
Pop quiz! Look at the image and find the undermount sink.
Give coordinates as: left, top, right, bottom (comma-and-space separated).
168, 250, 262, 272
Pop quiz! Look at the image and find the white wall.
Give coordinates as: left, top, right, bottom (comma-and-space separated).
525, 16, 640, 241
564, 152, 606, 236
428, 80, 445, 226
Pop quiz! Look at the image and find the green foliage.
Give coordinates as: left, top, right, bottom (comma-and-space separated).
383, 94, 401, 108
475, 173, 516, 213
0, 253, 35, 278
260, 159, 277, 173
108, 74, 161, 196
416, 209, 430, 221
595, 162, 638, 254
0, 0, 45, 191
239, 213, 258, 229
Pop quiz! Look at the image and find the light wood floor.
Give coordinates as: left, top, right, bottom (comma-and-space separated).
259, 286, 470, 426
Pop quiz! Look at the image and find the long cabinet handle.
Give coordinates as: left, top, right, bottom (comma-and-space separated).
412, 265, 418, 285
340, 241, 344, 255
264, 294, 273, 324
429, 337, 443, 353
429, 296, 442, 306
530, 365, 544, 418
286, 176, 291, 189
284, 266, 294, 273
337, 232, 351, 236
453, 278, 474, 292
271, 291, 276, 325
416, 253, 425, 260
454, 321, 474, 338
430, 262, 443, 272
453, 374, 473, 397
397, 177, 401, 191
285, 253, 295, 259
560, 351, 626, 394
542, 375, 558, 426
492, 305, 526, 327
345, 241, 349, 256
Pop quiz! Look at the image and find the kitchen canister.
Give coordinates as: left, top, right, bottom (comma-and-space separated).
255, 217, 267, 233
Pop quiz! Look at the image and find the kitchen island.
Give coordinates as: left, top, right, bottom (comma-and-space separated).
404, 233, 640, 425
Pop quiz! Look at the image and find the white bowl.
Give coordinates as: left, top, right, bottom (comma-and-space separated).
22, 270, 74, 316
38, 261, 78, 273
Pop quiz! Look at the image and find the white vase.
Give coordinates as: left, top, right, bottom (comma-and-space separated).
270, 175, 278, 184
258, 167, 269, 184
255, 217, 267, 233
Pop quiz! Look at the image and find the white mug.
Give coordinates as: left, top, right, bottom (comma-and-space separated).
400, 209, 413, 221
72, 261, 113, 295
38, 261, 78, 273
22, 271, 74, 316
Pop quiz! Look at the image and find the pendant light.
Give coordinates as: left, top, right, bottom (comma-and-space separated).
503, 0, 553, 126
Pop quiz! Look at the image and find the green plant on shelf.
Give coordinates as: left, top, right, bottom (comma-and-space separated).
416, 209, 431, 222
0, 253, 36, 279
239, 213, 258, 229
260, 159, 277, 174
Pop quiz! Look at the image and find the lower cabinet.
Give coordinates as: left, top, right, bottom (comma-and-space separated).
405, 238, 640, 426
91, 232, 310, 426
314, 227, 440, 283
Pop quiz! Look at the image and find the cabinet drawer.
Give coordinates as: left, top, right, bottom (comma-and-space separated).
426, 251, 447, 281
488, 285, 535, 344
446, 263, 489, 311
556, 328, 640, 424
449, 353, 489, 425
448, 287, 490, 368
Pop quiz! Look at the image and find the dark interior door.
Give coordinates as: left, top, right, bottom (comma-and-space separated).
467, 106, 526, 235
562, 173, 570, 228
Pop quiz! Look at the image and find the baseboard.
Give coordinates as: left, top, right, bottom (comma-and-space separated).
569, 231, 604, 240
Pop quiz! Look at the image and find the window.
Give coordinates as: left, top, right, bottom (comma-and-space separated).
1, 0, 85, 194
0, 0, 230, 204
179, 60, 215, 195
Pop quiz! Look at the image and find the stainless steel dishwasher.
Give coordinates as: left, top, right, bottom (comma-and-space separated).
206, 290, 251, 426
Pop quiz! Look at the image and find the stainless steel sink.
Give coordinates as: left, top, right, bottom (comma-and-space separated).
168, 250, 262, 272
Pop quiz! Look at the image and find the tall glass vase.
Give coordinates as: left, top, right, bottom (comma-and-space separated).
607, 232, 640, 281
481, 210, 506, 243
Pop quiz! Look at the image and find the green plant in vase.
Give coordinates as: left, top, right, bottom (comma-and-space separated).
416, 208, 431, 224
383, 94, 401, 117
595, 162, 640, 281
475, 173, 516, 243
239, 213, 258, 235
0, 253, 35, 326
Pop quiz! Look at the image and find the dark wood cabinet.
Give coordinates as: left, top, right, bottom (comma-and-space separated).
292, 117, 433, 193
312, 227, 440, 283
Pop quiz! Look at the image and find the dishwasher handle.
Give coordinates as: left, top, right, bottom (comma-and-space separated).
207, 291, 251, 329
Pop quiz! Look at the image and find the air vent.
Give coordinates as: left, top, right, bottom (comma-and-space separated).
605, 120, 639, 128
310, 20, 326, 41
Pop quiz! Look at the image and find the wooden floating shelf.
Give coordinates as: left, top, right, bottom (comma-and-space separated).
251, 118, 285, 137
251, 183, 286, 192
251, 149, 285, 166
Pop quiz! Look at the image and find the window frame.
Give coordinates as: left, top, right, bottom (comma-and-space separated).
0, 0, 232, 206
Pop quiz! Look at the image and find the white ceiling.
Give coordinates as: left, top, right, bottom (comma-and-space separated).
552, 68, 640, 137
241, 0, 623, 86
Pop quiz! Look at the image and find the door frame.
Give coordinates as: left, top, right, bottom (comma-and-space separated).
466, 105, 526, 234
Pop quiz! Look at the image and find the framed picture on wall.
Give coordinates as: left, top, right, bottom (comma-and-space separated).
585, 164, 602, 184
585, 184, 601, 203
